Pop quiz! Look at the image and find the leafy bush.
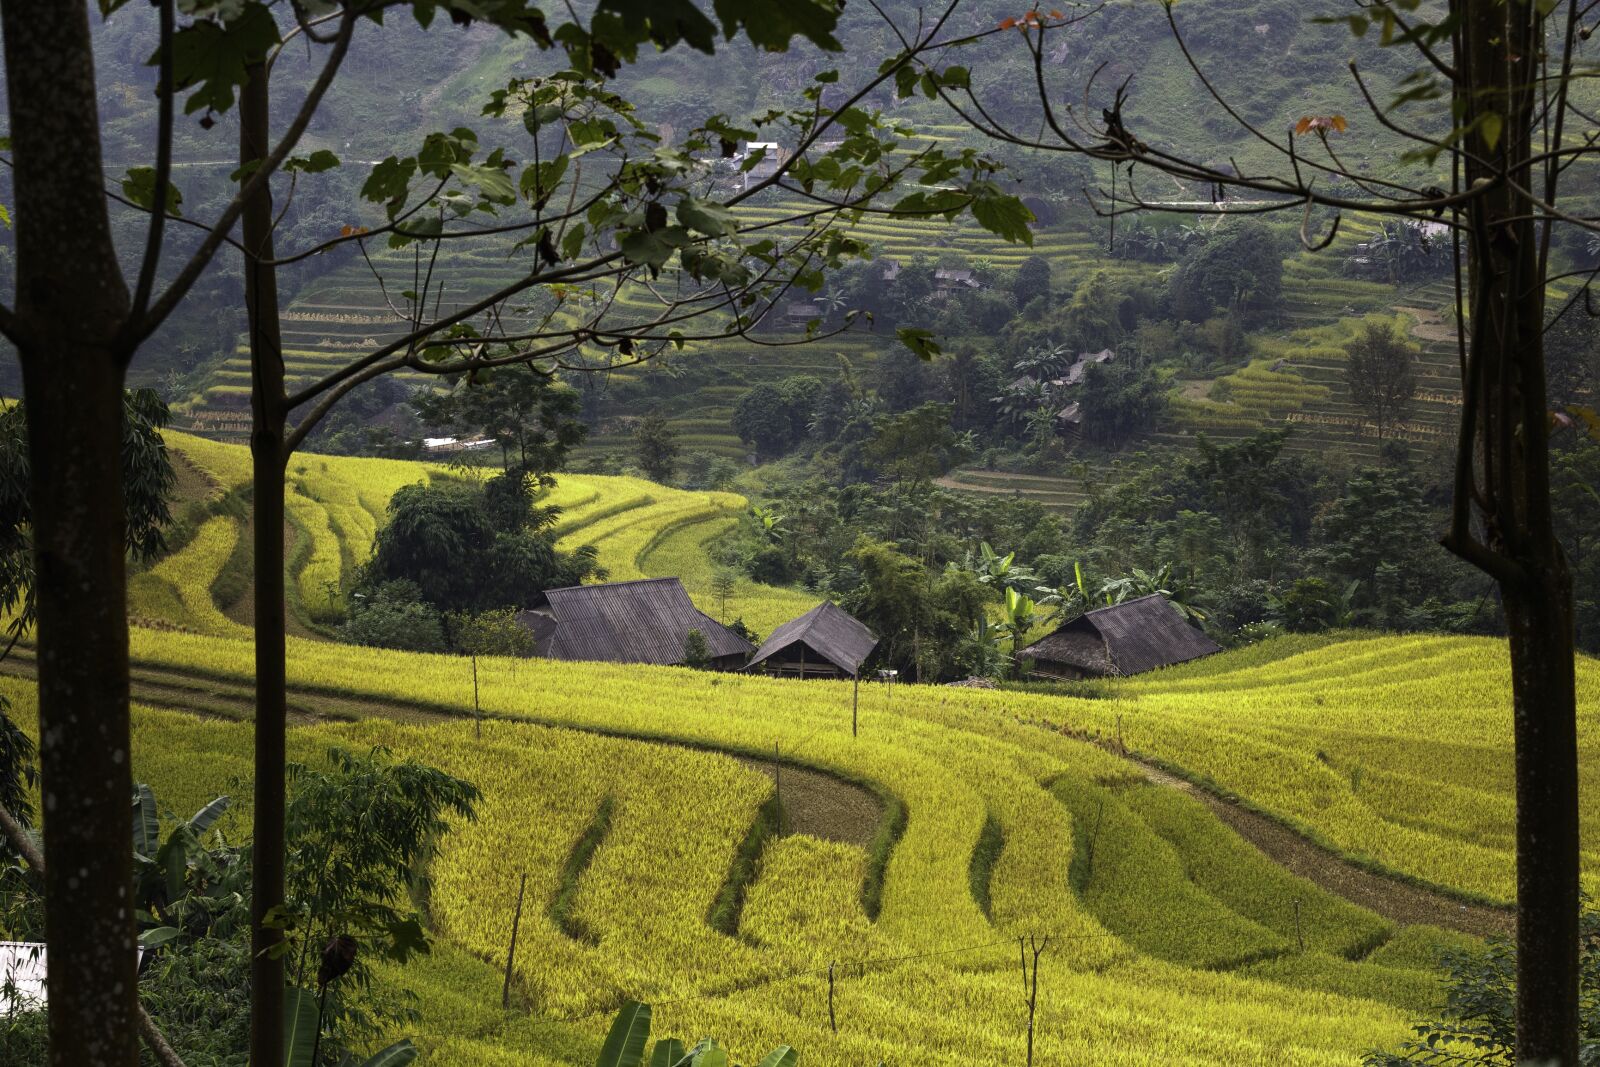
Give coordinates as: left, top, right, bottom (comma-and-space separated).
343, 581, 449, 653
1364, 903, 1600, 1065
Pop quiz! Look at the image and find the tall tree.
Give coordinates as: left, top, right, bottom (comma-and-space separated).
225, 15, 1026, 1064
0, 2, 1023, 1061
898, 0, 1599, 1056
1344, 323, 1418, 440
634, 415, 680, 484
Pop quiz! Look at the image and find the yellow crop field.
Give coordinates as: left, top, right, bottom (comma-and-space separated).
160, 435, 819, 638
4, 652, 1429, 1065
56, 436, 1588, 1064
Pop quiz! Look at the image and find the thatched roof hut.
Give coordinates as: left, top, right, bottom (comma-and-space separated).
526, 578, 752, 670
1016, 594, 1220, 679
746, 601, 878, 679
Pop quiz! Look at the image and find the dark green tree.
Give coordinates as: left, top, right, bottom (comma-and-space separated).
1011, 253, 1052, 309
732, 384, 797, 457
1077, 359, 1166, 448
364, 470, 602, 617
1344, 324, 1418, 441
1167, 223, 1283, 323
342, 581, 449, 654
864, 404, 974, 491
413, 365, 587, 474
633, 415, 680, 484
1313, 466, 1457, 627
682, 628, 712, 669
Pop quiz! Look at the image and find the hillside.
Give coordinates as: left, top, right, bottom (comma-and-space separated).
82, 431, 1597, 1062
5, 613, 1588, 1062
137, 432, 815, 637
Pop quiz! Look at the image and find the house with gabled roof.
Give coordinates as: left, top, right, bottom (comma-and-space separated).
1015, 594, 1219, 679
746, 601, 878, 680
520, 577, 752, 670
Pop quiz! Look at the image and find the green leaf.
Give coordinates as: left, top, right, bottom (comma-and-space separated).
689, 1046, 728, 1067
284, 149, 340, 174
450, 162, 516, 205
675, 196, 738, 237
362, 156, 418, 208
283, 986, 319, 1067
756, 1048, 798, 1067
1479, 111, 1504, 152
138, 926, 183, 951
155, 833, 187, 903
359, 1039, 419, 1067
186, 795, 230, 836
520, 155, 569, 207
561, 223, 588, 262
120, 168, 183, 218
620, 225, 691, 275
596, 1001, 652, 1067
971, 192, 1034, 246
165, 2, 280, 116
710, 0, 843, 52
648, 1038, 686, 1067
131, 783, 160, 857
896, 326, 943, 361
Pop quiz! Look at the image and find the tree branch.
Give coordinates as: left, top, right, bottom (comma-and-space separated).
134, 6, 361, 347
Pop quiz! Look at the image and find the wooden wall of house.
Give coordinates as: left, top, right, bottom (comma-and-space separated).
756, 643, 847, 679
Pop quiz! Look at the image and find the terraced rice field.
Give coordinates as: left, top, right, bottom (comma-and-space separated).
134, 434, 816, 638
13, 623, 1574, 1064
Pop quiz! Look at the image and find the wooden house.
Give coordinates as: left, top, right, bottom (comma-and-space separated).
1015, 594, 1220, 680
746, 601, 878, 680
522, 578, 753, 670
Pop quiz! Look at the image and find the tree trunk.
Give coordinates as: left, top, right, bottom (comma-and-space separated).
1505, 574, 1580, 1061
1456, 3, 1581, 1060
0, 3, 139, 1064
241, 59, 290, 1067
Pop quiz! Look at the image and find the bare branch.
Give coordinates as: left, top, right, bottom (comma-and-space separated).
126, 0, 175, 337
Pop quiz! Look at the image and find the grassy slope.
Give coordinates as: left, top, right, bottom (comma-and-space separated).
24, 623, 1563, 1061
7, 626, 1486, 1064
143, 433, 816, 638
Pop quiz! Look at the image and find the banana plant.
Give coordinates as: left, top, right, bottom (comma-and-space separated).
1125, 563, 1209, 623
969, 541, 1041, 596
749, 505, 786, 543
1002, 586, 1039, 639
964, 615, 1011, 678
597, 1001, 797, 1067
283, 982, 416, 1067
131, 784, 243, 934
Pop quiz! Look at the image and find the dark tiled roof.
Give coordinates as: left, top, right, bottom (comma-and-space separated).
536, 578, 753, 665
1017, 594, 1220, 676
747, 601, 879, 677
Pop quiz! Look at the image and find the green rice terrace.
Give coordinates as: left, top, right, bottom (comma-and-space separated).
15, 427, 1599, 1063
177, 200, 1578, 518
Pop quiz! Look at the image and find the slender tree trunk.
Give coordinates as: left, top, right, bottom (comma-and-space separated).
1456, 3, 1580, 1060
241, 59, 290, 1067
0, 3, 139, 1063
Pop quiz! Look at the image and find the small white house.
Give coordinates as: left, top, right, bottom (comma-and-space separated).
741, 142, 788, 189
0, 942, 44, 1014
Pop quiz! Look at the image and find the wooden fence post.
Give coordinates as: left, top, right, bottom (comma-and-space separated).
1023, 934, 1049, 1067
828, 960, 837, 1034
502, 872, 527, 1009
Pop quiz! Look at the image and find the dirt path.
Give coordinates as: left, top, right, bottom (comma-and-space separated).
1134, 760, 1514, 939
0, 648, 884, 848
734, 757, 884, 847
